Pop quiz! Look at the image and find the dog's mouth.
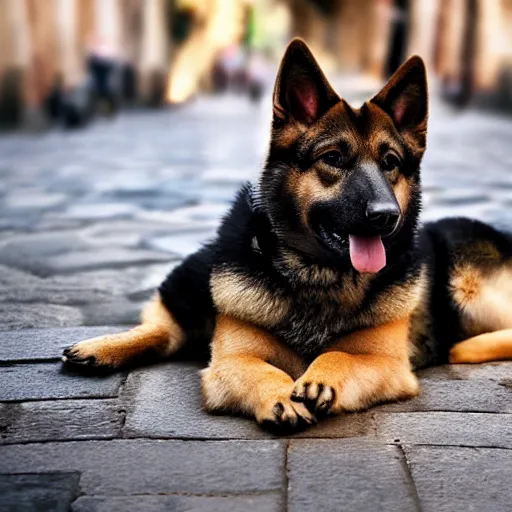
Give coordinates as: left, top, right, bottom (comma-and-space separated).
314, 221, 386, 274
316, 222, 348, 253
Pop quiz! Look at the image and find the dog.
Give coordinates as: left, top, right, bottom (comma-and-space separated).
62, 39, 512, 432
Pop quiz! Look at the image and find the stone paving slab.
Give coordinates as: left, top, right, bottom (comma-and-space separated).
373, 412, 512, 448
80, 297, 143, 326
71, 494, 282, 512
146, 230, 217, 257
0, 399, 122, 444
0, 263, 166, 308
0, 363, 124, 401
404, 446, 512, 512
122, 362, 375, 440
0, 473, 80, 512
294, 412, 375, 439
0, 234, 175, 277
0, 303, 84, 331
0, 326, 126, 362
375, 378, 512, 413
287, 440, 419, 512
122, 362, 266, 439
0, 439, 286, 495
417, 362, 512, 382
0, 232, 91, 273
45, 248, 174, 275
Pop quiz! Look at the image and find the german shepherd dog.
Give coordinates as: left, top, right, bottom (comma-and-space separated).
62, 40, 512, 432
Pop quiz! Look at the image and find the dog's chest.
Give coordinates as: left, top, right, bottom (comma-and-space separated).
271, 284, 370, 358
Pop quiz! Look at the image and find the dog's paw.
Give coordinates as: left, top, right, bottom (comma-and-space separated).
257, 397, 316, 434
291, 377, 341, 416
61, 336, 121, 370
62, 345, 97, 367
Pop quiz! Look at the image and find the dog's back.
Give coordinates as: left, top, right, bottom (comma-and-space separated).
411, 218, 512, 367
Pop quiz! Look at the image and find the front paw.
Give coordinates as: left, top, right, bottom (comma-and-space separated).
291, 376, 341, 416
62, 336, 121, 370
62, 344, 98, 367
256, 396, 316, 434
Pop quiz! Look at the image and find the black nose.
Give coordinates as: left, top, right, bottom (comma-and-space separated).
366, 202, 401, 235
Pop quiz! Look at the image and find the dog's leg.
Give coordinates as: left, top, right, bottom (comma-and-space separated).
201, 315, 314, 431
449, 329, 512, 363
291, 318, 419, 414
62, 295, 184, 369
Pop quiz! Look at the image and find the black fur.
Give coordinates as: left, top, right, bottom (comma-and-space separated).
158, 182, 512, 366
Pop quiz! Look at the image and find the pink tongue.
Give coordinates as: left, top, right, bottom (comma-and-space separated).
349, 235, 386, 273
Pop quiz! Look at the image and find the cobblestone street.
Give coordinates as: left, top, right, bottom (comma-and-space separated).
1, 89, 511, 511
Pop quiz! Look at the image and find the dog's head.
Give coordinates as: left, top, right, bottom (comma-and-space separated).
261, 39, 427, 274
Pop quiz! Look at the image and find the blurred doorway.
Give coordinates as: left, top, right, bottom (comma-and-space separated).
458, 0, 477, 106
435, 0, 478, 107
385, 0, 410, 77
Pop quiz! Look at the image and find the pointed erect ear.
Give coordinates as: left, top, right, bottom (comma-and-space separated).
371, 56, 428, 145
273, 39, 340, 125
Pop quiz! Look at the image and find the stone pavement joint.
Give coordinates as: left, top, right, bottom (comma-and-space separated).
0, 95, 511, 510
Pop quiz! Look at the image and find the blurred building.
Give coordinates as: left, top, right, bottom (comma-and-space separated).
288, 0, 512, 109
435, 0, 512, 107
0, 0, 170, 129
1, 0, 512, 130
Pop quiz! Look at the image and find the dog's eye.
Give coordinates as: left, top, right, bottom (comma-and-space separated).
320, 151, 343, 168
382, 154, 401, 172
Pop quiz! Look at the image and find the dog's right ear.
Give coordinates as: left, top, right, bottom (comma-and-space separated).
273, 39, 340, 125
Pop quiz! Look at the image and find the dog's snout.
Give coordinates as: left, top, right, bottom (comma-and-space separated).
366, 202, 401, 236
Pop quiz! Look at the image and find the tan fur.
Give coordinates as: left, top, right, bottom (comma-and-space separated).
272, 123, 306, 149
449, 330, 512, 363
363, 101, 425, 159
287, 167, 344, 227
62, 296, 183, 367
277, 258, 425, 337
360, 265, 427, 329
293, 317, 419, 413
451, 264, 482, 307
211, 270, 290, 328
201, 316, 312, 426
394, 175, 412, 216
451, 264, 512, 337
447, 262, 512, 364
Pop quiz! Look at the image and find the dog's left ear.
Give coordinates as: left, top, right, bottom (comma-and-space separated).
273, 38, 340, 125
371, 56, 428, 146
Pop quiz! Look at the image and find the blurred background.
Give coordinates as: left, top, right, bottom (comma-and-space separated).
1, 0, 512, 130
1, 3, 511, 503
0, 0, 512, 329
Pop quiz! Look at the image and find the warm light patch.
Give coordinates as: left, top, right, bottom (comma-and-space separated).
166, 0, 246, 103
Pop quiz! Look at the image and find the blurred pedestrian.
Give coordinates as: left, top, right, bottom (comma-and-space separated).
86, 35, 121, 116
